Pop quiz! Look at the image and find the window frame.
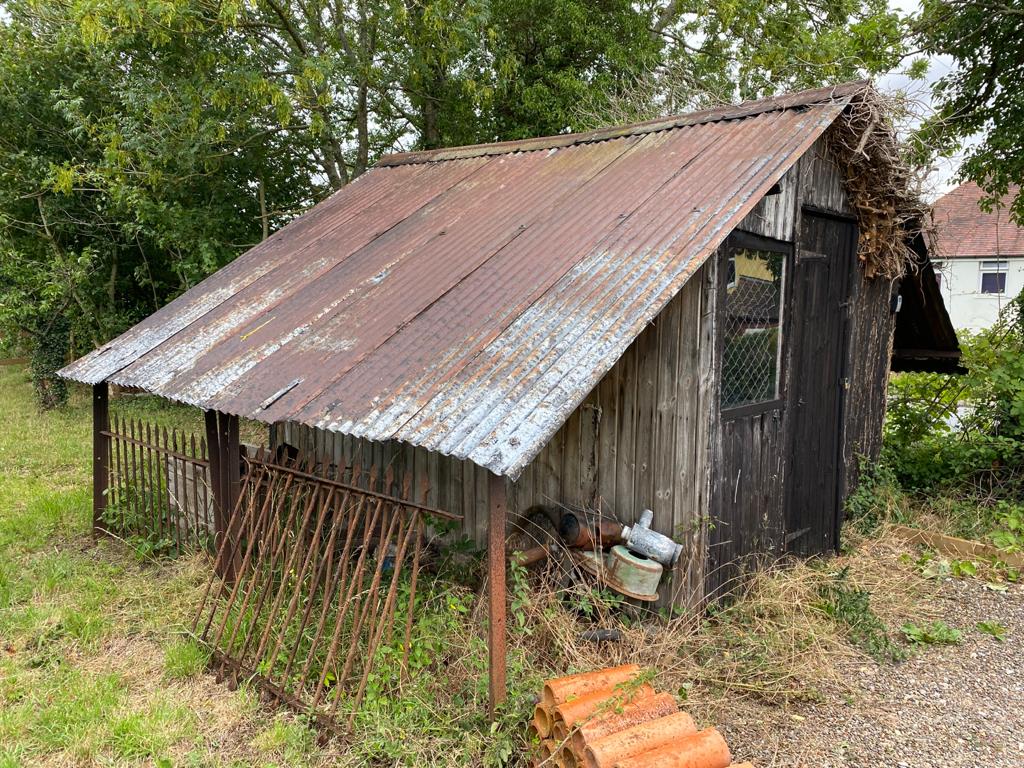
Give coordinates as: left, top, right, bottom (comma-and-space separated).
718, 230, 793, 420
979, 260, 1008, 295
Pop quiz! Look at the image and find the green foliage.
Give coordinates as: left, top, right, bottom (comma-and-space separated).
816, 567, 906, 662
900, 620, 962, 646
0, 0, 319, 362
987, 501, 1024, 552
844, 460, 908, 534
975, 620, 1007, 641
913, 1, 1024, 222
29, 315, 70, 410
883, 291, 1024, 496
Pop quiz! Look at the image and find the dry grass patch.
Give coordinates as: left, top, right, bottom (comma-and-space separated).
506, 525, 941, 724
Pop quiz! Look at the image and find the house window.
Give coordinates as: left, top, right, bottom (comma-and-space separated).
721, 248, 785, 409
980, 260, 1007, 294
933, 262, 943, 289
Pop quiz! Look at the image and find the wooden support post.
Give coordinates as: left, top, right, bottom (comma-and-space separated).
205, 410, 241, 581
92, 382, 110, 534
487, 472, 508, 716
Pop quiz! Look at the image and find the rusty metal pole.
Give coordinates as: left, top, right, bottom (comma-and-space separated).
487, 471, 507, 716
92, 382, 110, 534
205, 410, 241, 581
222, 413, 242, 581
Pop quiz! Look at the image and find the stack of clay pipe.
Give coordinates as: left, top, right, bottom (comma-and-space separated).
530, 664, 754, 768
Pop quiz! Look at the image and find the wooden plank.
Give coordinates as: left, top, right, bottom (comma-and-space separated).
615, 343, 638, 523
670, 278, 702, 608
462, 460, 477, 538
539, 424, 563, 512
579, 396, 600, 511
595, 362, 618, 517
560, 405, 582, 508
632, 318, 659, 522
653, 292, 680, 536
475, 461, 489, 547
890, 525, 1024, 568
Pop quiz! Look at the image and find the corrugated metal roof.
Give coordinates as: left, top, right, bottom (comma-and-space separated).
60, 82, 864, 478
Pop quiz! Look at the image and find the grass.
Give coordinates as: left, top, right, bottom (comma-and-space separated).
0, 363, 963, 766
0, 366, 328, 767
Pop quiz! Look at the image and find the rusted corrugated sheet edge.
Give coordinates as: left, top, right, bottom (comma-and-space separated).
378, 81, 866, 167
468, 103, 848, 478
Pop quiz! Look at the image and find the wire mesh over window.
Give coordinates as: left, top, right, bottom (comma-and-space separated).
721, 248, 785, 409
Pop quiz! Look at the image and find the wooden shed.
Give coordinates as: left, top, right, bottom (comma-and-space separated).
60, 81, 959, 711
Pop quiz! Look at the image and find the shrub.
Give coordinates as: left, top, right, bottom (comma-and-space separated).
883, 289, 1024, 498
29, 315, 69, 410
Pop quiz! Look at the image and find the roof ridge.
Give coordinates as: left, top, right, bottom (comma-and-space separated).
376, 80, 870, 168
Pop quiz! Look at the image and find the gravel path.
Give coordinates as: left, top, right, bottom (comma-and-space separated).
718, 576, 1024, 767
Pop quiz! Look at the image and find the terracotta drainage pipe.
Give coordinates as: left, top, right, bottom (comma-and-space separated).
552, 720, 569, 743
571, 692, 678, 755
582, 711, 698, 768
556, 746, 578, 768
554, 684, 655, 732
534, 704, 555, 738
542, 664, 641, 710
612, 728, 731, 768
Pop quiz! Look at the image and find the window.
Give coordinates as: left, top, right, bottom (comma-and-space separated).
933, 262, 943, 289
721, 248, 785, 409
980, 260, 1007, 294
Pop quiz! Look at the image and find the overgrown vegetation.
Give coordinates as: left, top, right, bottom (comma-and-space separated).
883, 291, 1024, 500
0, 364, 975, 766
844, 289, 1024, 571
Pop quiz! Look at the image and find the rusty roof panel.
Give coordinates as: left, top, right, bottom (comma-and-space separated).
60, 83, 860, 477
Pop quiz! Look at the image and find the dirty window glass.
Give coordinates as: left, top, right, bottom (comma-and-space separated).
722, 248, 785, 409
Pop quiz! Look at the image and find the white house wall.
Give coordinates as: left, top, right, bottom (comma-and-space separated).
933, 256, 1024, 332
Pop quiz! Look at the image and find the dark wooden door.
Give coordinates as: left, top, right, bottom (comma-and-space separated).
784, 212, 855, 555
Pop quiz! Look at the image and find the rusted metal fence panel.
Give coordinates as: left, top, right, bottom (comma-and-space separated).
192, 449, 459, 733
102, 414, 213, 552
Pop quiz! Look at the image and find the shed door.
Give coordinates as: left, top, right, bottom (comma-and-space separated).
784, 211, 855, 555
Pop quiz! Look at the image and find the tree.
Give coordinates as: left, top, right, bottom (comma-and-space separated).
0, 0, 913, 408
0, 0, 319, 403
914, 1, 1024, 222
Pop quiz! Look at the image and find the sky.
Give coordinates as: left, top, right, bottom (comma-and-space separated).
878, 0, 973, 202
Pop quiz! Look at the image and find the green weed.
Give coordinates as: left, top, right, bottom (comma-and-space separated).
975, 620, 1008, 641
901, 620, 963, 646
816, 567, 906, 662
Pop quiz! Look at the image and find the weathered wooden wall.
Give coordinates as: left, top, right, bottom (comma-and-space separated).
278, 263, 717, 610
514, 264, 717, 609
838, 267, 898, 501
